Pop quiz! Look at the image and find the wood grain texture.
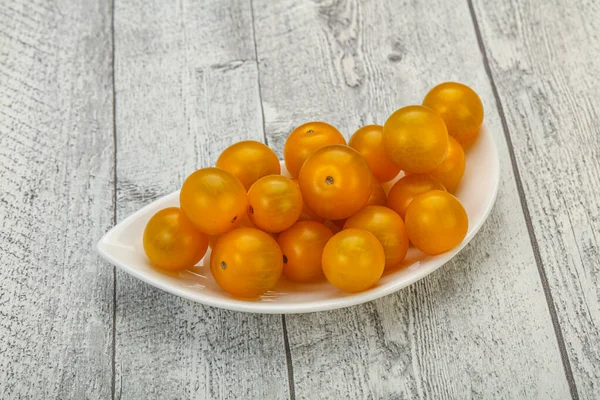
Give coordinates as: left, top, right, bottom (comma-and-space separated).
473, 0, 600, 397
252, 0, 571, 398
112, 0, 289, 398
0, 0, 114, 398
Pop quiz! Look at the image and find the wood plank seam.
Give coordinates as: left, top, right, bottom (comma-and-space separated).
466, 1, 579, 399
249, 0, 296, 398
110, 0, 118, 398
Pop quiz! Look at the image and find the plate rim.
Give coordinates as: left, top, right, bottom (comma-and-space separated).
97, 127, 500, 314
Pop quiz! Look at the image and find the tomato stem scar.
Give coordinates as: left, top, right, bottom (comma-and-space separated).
325, 176, 334, 185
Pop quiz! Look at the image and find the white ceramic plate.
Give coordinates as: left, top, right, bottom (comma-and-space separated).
98, 126, 499, 314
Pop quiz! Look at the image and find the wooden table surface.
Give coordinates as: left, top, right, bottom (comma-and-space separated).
1, 0, 599, 398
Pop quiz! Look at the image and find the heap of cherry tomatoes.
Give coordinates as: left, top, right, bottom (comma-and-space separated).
143, 82, 484, 297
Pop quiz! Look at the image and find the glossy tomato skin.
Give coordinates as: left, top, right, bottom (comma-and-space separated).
143, 207, 208, 271
423, 82, 484, 145
383, 105, 448, 173
216, 140, 280, 190
277, 221, 333, 283
298, 145, 372, 220
247, 175, 303, 233
349, 125, 400, 182
284, 122, 346, 178
405, 190, 468, 255
428, 136, 465, 193
344, 206, 408, 269
322, 229, 385, 293
180, 167, 248, 235
210, 228, 283, 298
386, 174, 446, 219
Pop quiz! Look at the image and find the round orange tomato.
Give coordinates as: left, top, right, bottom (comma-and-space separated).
349, 125, 400, 182
284, 122, 346, 178
298, 145, 372, 220
423, 82, 484, 145
210, 228, 283, 298
216, 140, 280, 190
386, 174, 446, 219
405, 190, 468, 255
344, 206, 408, 269
180, 167, 247, 235
143, 207, 208, 271
277, 221, 333, 283
247, 175, 303, 233
366, 179, 387, 206
291, 179, 324, 223
322, 229, 385, 292
428, 136, 465, 193
383, 105, 448, 173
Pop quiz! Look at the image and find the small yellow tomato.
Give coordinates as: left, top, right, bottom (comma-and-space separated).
143, 207, 208, 271
180, 167, 248, 235
428, 136, 465, 193
210, 228, 283, 298
322, 229, 385, 293
423, 82, 484, 145
216, 140, 280, 190
344, 206, 408, 269
247, 175, 303, 233
277, 221, 333, 283
383, 105, 448, 173
284, 122, 346, 178
405, 190, 468, 255
349, 125, 400, 182
386, 174, 446, 219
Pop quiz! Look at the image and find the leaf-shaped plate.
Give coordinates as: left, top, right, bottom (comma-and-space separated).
98, 126, 499, 313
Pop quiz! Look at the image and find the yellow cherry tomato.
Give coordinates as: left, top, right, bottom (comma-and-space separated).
277, 221, 333, 283
423, 82, 484, 145
386, 174, 446, 219
208, 214, 255, 249
344, 206, 408, 269
349, 125, 400, 182
383, 105, 449, 173
428, 136, 465, 193
298, 145, 373, 220
180, 167, 247, 235
247, 175, 303, 233
210, 228, 283, 298
143, 207, 208, 271
284, 122, 346, 178
405, 190, 468, 255
216, 140, 280, 190
322, 229, 385, 293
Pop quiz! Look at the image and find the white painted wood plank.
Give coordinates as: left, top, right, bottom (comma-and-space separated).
252, 0, 571, 398
113, 0, 288, 398
0, 0, 114, 398
473, 0, 600, 397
